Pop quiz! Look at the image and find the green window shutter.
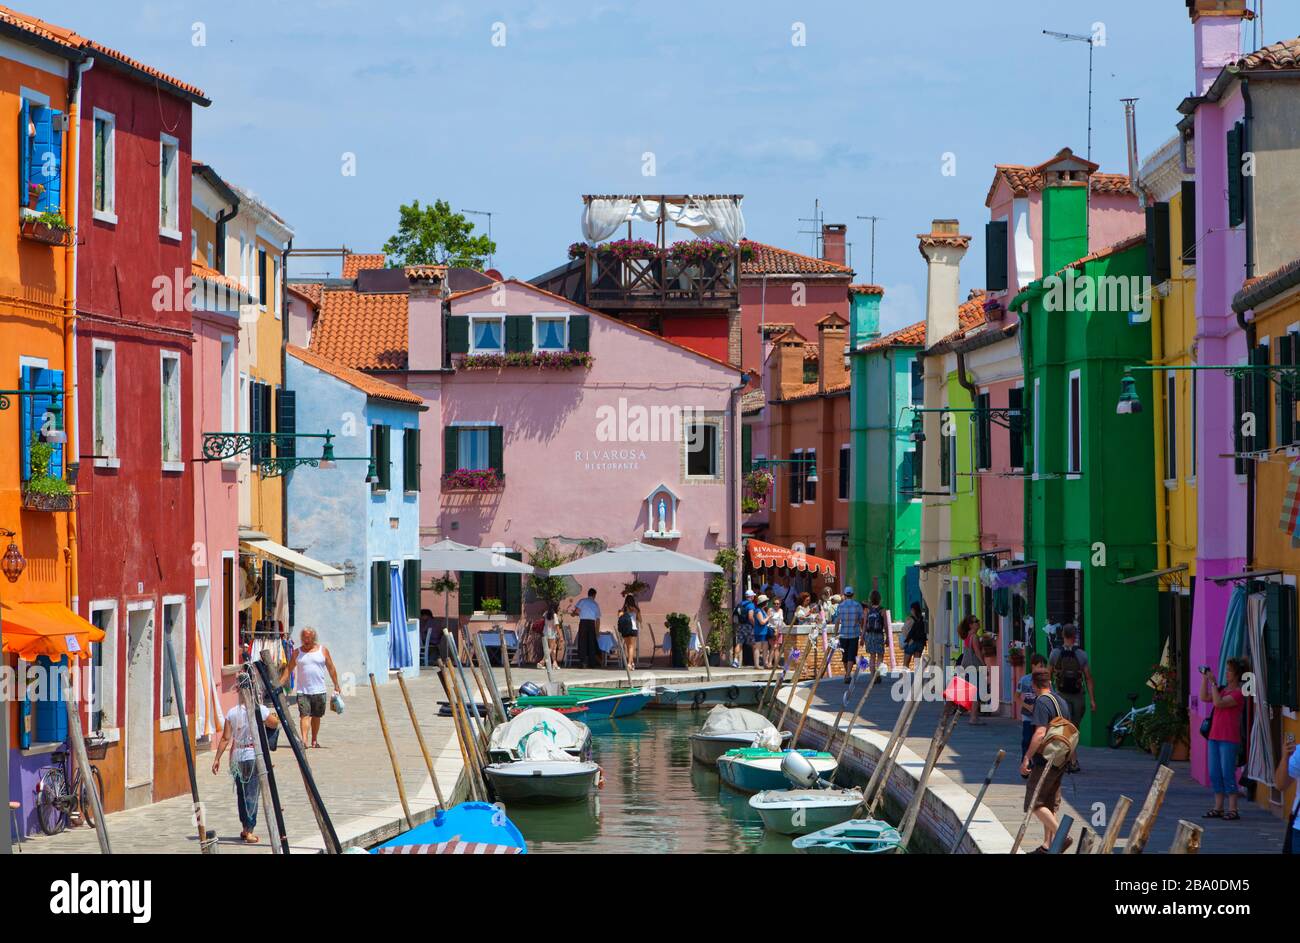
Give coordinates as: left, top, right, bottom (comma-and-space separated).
258, 249, 268, 306
741, 423, 752, 472
1292, 331, 1300, 445
404, 559, 421, 617
1180, 181, 1197, 264
1145, 202, 1171, 284
1227, 123, 1244, 229
276, 389, 296, 459
443, 426, 458, 475
370, 561, 383, 623
1249, 344, 1270, 452
1264, 582, 1297, 710
503, 551, 522, 615
976, 392, 992, 470
488, 426, 503, 475
1277, 335, 1295, 448
1232, 375, 1246, 475
1008, 387, 1024, 468
984, 220, 1008, 293
404, 427, 421, 491
447, 316, 469, 355
569, 315, 590, 352
459, 573, 477, 616
506, 315, 532, 353
379, 425, 392, 490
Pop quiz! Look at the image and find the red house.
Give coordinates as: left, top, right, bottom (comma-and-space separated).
71, 35, 209, 811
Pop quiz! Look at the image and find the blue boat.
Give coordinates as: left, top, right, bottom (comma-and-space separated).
791, 819, 902, 854
373, 802, 528, 855
716, 749, 837, 794
579, 691, 654, 719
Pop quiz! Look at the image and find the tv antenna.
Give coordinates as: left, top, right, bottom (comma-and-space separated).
856, 215, 884, 283
460, 208, 495, 269
1043, 28, 1097, 161
797, 198, 825, 257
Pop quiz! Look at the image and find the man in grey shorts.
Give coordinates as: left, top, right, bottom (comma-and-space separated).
280, 628, 340, 748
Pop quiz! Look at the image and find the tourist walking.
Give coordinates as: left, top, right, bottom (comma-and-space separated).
833, 586, 865, 683
862, 590, 887, 677
902, 601, 927, 669
211, 672, 280, 844
751, 595, 772, 668
957, 615, 987, 725
765, 598, 785, 667
538, 601, 562, 671
575, 588, 602, 669
733, 589, 756, 667
1049, 624, 1095, 766
1014, 653, 1050, 773
1200, 658, 1249, 821
1275, 736, 1298, 854
618, 595, 641, 669
1019, 667, 1076, 853
280, 627, 340, 748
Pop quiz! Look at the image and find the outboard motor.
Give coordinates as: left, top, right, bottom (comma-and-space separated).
781, 749, 830, 789
519, 681, 544, 697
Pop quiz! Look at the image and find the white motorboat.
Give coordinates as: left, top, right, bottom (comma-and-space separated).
689, 705, 790, 766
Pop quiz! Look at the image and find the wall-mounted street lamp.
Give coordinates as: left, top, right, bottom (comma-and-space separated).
750, 456, 817, 483
0, 387, 66, 443
1115, 362, 1299, 415
903, 404, 1027, 432
201, 430, 374, 479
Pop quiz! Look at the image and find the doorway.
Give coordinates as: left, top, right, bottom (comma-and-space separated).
125, 604, 154, 792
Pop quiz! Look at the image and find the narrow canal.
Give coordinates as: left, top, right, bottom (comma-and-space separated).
503, 709, 883, 854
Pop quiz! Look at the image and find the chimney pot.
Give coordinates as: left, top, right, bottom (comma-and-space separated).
821, 223, 847, 266
932, 219, 960, 236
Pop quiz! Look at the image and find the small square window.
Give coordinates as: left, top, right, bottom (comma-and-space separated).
470, 316, 505, 353
534, 316, 568, 351
685, 420, 721, 479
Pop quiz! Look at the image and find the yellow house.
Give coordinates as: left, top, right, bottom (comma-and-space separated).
1138, 137, 1198, 666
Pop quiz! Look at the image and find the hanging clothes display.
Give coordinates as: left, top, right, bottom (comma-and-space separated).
1217, 583, 1247, 681
1280, 457, 1300, 546
1243, 591, 1277, 786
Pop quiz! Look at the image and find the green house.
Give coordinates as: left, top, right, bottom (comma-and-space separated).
1011, 151, 1160, 746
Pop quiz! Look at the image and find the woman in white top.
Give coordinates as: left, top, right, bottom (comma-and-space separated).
538, 602, 561, 671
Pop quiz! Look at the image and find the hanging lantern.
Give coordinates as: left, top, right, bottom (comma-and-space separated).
2, 539, 26, 583
1116, 374, 1142, 415
910, 415, 926, 442
318, 439, 337, 470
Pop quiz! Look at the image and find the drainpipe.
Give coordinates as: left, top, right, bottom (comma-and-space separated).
1237, 77, 1256, 571
64, 56, 92, 615
281, 237, 292, 549
729, 372, 750, 607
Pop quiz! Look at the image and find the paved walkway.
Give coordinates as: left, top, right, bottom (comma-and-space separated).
804, 669, 1284, 854
19, 663, 763, 854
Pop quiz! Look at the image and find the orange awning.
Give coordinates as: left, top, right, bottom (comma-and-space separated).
1, 602, 104, 660
746, 539, 837, 578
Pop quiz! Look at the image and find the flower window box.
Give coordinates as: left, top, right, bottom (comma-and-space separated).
441, 468, 505, 493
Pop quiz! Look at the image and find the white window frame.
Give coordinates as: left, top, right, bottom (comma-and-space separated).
161, 350, 183, 471
1066, 369, 1081, 478
532, 313, 569, 352
1009, 381, 1026, 471
803, 447, 817, 505
159, 595, 186, 731
158, 133, 181, 240
91, 339, 118, 467
468, 314, 506, 354
91, 107, 116, 224
87, 600, 119, 738
455, 426, 491, 472
1032, 377, 1041, 479
684, 415, 723, 482
789, 447, 804, 507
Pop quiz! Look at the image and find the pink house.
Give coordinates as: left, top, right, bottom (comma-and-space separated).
309, 270, 744, 658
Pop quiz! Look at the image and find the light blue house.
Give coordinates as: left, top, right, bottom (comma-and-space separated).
285, 346, 425, 686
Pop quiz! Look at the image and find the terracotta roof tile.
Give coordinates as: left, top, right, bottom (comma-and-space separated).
779, 379, 851, 402
740, 389, 767, 413
985, 160, 1132, 207
815, 312, 849, 327
1051, 234, 1146, 278
1233, 254, 1300, 312
287, 346, 424, 407
759, 322, 795, 336
859, 290, 989, 353
342, 254, 387, 278
933, 291, 991, 346
309, 288, 408, 370
848, 284, 884, 295
287, 282, 323, 308
404, 264, 447, 282
0, 5, 207, 102
1235, 35, 1300, 70
191, 260, 254, 301
740, 240, 853, 276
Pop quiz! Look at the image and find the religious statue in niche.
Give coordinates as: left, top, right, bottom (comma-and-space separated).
643, 483, 680, 539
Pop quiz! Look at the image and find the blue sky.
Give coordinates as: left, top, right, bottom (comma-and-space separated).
33, 0, 1300, 332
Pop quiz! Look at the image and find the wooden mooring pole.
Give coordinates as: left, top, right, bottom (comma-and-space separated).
1093, 794, 1133, 855
1123, 764, 1174, 855
950, 747, 1004, 854
1169, 819, 1203, 854
369, 674, 413, 830
396, 672, 447, 810
896, 704, 960, 851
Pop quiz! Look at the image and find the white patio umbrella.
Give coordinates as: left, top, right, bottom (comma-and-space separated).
547, 541, 722, 681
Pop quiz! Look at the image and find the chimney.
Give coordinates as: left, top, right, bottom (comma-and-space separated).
1188, 0, 1251, 95
772, 329, 809, 399
848, 285, 883, 348
817, 314, 849, 393
917, 219, 970, 345
1036, 148, 1097, 274
822, 223, 847, 266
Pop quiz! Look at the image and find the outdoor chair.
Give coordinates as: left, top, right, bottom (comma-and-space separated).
561, 622, 580, 668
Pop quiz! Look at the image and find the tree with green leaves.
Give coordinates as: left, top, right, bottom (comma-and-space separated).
382, 199, 496, 269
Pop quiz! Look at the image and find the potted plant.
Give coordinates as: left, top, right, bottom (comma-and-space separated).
480, 597, 504, 620
705, 547, 738, 666
1008, 640, 1026, 669
1132, 662, 1190, 759
741, 496, 761, 515
441, 467, 505, 492
27, 183, 43, 210
21, 436, 74, 511
20, 211, 72, 246
665, 612, 692, 669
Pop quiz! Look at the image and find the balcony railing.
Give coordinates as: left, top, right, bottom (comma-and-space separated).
580, 246, 739, 310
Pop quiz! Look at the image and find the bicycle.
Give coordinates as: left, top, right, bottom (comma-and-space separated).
34, 737, 107, 836
1107, 692, 1156, 750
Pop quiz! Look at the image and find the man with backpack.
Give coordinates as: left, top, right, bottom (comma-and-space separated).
1019, 666, 1078, 853
832, 586, 865, 683
1049, 623, 1094, 772
732, 589, 756, 668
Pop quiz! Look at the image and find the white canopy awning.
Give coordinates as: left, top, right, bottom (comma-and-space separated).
420, 539, 537, 575
581, 196, 745, 245
240, 536, 345, 591
546, 541, 722, 576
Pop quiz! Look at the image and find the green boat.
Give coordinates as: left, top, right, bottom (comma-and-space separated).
514, 686, 652, 719
716, 748, 837, 793
791, 819, 903, 854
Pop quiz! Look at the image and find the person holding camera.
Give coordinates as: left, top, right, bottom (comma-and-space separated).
1199, 657, 1249, 821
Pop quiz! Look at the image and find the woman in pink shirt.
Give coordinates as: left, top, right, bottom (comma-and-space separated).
1200, 657, 1249, 821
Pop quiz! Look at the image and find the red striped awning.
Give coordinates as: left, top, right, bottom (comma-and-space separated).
377, 840, 524, 855
746, 539, 836, 577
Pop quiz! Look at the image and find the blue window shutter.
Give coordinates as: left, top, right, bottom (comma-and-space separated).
20, 365, 36, 479
44, 368, 64, 477
43, 108, 63, 213
18, 99, 30, 205
29, 105, 58, 213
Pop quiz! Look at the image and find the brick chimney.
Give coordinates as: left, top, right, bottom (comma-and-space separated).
917, 219, 970, 344
822, 223, 847, 266
771, 329, 809, 400
1188, 0, 1251, 95
817, 314, 849, 393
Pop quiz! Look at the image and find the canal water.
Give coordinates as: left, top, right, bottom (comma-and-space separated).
504, 709, 849, 854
